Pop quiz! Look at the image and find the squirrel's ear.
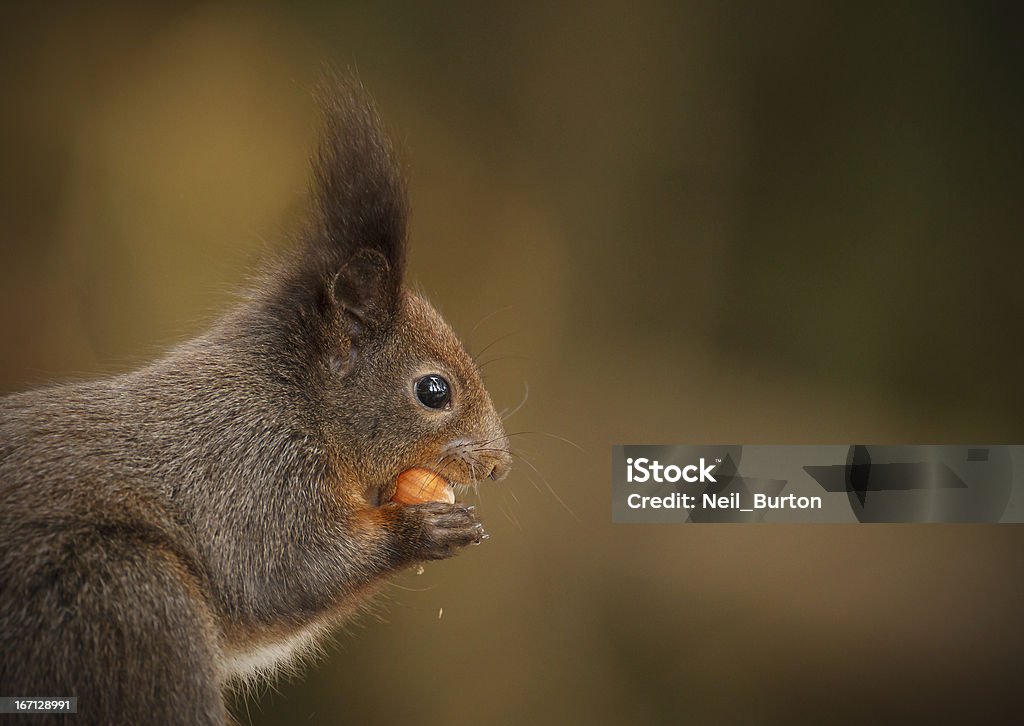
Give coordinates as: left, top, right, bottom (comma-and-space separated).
305, 73, 408, 325
331, 248, 392, 325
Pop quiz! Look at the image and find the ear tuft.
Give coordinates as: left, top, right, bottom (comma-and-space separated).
306, 71, 408, 320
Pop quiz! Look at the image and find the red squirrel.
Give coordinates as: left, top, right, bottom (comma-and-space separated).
0, 77, 512, 724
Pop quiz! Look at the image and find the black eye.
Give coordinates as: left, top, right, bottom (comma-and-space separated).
414, 374, 451, 410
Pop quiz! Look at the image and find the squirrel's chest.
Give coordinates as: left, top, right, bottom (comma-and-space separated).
217, 583, 381, 683
219, 622, 327, 683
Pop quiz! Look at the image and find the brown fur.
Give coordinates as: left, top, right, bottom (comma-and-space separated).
0, 76, 511, 725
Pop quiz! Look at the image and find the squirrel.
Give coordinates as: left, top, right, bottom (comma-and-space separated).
0, 77, 512, 724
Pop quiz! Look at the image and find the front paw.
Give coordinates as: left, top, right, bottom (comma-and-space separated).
399, 501, 487, 561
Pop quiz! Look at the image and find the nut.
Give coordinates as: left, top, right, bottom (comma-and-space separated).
391, 467, 454, 505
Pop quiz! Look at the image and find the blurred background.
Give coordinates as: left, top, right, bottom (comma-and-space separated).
2, 2, 1022, 723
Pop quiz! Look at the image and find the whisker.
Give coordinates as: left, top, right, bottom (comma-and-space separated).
502, 430, 584, 452
472, 331, 519, 364
502, 448, 580, 523
467, 433, 514, 450
471, 430, 584, 454
499, 381, 529, 422
423, 453, 457, 487
387, 581, 436, 593
498, 493, 522, 530
477, 354, 531, 370
469, 304, 517, 337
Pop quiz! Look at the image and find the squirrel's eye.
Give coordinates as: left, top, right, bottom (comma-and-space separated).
414, 374, 451, 410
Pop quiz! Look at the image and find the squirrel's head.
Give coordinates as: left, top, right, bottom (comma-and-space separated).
259, 76, 511, 506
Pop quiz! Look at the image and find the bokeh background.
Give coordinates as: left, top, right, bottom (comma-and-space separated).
2, 2, 1023, 724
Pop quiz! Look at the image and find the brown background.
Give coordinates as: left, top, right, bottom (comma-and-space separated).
2, 2, 1022, 724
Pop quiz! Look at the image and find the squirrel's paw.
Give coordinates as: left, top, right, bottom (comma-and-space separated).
399, 501, 487, 561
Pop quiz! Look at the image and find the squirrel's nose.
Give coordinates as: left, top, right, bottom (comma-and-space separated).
487, 452, 512, 481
